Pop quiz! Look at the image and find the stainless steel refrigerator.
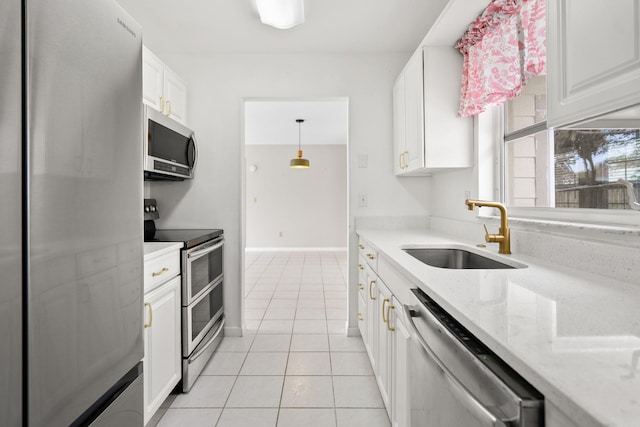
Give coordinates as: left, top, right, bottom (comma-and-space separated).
1, 0, 144, 425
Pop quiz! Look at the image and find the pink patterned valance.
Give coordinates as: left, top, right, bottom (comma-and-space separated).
455, 0, 546, 117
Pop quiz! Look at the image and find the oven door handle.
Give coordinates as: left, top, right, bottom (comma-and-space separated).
187, 239, 224, 260
189, 316, 225, 363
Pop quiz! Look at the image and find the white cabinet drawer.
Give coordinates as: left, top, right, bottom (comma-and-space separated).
144, 250, 180, 293
358, 237, 378, 271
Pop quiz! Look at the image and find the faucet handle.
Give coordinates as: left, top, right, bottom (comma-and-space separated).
482, 224, 491, 241
483, 223, 502, 243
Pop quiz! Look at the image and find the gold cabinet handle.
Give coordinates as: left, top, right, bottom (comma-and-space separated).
357, 313, 363, 321
387, 305, 395, 331
159, 95, 165, 113
358, 283, 364, 290
366, 253, 375, 260
143, 302, 153, 328
399, 152, 405, 169
369, 280, 376, 300
152, 267, 169, 277
358, 244, 365, 249
358, 264, 364, 270
381, 298, 390, 323
403, 151, 409, 169
166, 99, 172, 116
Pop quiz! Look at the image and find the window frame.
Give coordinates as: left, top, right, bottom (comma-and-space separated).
501, 112, 640, 228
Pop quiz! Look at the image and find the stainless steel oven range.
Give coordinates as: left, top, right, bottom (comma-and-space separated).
144, 199, 225, 392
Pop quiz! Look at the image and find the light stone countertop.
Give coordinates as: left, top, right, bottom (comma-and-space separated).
143, 241, 183, 261
357, 228, 640, 427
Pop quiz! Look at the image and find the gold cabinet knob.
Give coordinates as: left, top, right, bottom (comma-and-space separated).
357, 313, 363, 321
366, 253, 374, 260
358, 283, 364, 290
358, 264, 364, 270
358, 244, 365, 249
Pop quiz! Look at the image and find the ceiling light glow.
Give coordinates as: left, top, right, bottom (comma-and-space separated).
256, 0, 305, 29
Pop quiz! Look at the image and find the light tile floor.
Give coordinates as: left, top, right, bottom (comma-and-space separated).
149, 250, 390, 427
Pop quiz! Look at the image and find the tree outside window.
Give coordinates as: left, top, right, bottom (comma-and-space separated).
505, 76, 640, 210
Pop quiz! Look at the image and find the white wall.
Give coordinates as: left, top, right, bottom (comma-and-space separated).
429, 109, 500, 223
245, 144, 347, 249
149, 53, 432, 335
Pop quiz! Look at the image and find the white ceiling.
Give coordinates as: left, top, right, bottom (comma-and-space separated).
113, 0, 476, 148
115, 0, 450, 55
245, 100, 349, 145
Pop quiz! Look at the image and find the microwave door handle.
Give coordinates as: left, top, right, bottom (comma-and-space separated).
187, 135, 197, 169
187, 240, 224, 259
402, 305, 507, 427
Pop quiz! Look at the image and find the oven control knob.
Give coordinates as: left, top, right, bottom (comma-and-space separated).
144, 206, 150, 212
151, 206, 156, 212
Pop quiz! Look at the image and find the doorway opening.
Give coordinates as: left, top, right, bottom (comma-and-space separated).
241, 98, 349, 335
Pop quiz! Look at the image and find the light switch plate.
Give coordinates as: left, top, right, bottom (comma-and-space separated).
358, 154, 368, 168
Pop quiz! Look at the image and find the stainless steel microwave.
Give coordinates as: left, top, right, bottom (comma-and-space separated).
144, 105, 197, 180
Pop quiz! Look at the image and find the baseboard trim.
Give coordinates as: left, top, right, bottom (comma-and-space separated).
347, 326, 361, 337
224, 326, 243, 337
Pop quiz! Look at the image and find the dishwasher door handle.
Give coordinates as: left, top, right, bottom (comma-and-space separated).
403, 305, 507, 427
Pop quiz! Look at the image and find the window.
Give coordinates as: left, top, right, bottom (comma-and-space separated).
504, 75, 640, 215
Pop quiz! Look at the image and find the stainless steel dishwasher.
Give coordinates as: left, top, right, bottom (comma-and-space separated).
405, 288, 544, 427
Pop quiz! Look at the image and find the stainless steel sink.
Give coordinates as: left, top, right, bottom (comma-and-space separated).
403, 247, 523, 269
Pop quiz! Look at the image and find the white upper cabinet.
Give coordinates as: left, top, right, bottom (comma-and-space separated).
142, 48, 164, 112
142, 46, 188, 125
547, 0, 640, 127
404, 50, 426, 173
393, 46, 473, 176
393, 73, 407, 175
163, 67, 188, 125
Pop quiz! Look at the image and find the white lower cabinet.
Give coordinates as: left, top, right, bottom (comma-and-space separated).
376, 280, 393, 416
365, 266, 379, 374
142, 275, 181, 425
390, 296, 411, 427
357, 260, 368, 352
356, 237, 414, 427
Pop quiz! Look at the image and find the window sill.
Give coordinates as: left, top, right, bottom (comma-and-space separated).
477, 210, 640, 248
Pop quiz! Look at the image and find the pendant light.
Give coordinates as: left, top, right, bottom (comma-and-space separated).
290, 119, 310, 168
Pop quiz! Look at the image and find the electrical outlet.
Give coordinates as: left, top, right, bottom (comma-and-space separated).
359, 193, 368, 207
279, 231, 283, 237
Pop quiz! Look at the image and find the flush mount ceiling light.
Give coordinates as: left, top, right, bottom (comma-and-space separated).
290, 119, 310, 168
256, 0, 305, 29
